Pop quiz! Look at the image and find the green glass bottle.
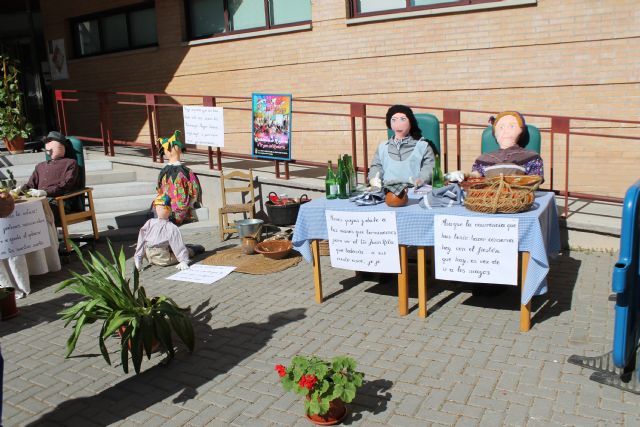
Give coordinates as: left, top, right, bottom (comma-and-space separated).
337, 157, 349, 199
325, 161, 338, 199
344, 154, 357, 193
432, 154, 444, 189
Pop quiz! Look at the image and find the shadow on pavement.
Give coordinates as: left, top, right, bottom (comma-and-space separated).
25, 304, 307, 426
345, 379, 393, 424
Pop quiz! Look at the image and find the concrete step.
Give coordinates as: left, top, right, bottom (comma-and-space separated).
96, 220, 217, 242
93, 194, 155, 214
86, 170, 137, 186
67, 206, 211, 234
0, 152, 45, 166
90, 181, 156, 199
0, 159, 113, 180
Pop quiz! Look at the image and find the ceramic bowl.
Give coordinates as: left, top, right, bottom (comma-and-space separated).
254, 240, 292, 260
384, 189, 408, 207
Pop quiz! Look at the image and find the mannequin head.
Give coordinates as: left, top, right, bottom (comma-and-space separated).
491, 111, 525, 149
44, 131, 68, 160
153, 194, 172, 219
158, 130, 185, 163
385, 105, 422, 140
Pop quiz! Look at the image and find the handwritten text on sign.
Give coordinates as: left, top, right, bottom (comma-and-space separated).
0, 201, 51, 259
434, 215, 519, 285
183, 106, 224, 147
325, 210, 400, 273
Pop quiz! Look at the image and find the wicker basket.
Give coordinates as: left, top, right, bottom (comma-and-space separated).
464, 174, 542, 214
319, 240, 330, 256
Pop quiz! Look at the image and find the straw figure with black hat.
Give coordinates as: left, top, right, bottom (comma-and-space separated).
156, 130, 202, 225
134, 192, 204, 271
368, 105, 436, 188
20, 130, 79, 221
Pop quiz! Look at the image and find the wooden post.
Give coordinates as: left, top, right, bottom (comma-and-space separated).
520, 251, 531, 332
311, 240, 323, 304
398, 245, 408, 316
418, 246, 427, 318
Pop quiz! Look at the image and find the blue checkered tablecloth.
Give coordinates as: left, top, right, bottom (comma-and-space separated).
292, 191, 560, 305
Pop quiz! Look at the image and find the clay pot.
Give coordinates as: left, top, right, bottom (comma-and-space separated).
241, 237, 257, 255
3, 136, 25, 154
118, 325, 160, 352
384, 189, 408, 208
0, 191, 15, 218
305, 398, 347, 425
0, 288, 20, 321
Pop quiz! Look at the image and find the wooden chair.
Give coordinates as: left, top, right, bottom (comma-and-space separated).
218, 169, 255, 241
52, 136, 99, 252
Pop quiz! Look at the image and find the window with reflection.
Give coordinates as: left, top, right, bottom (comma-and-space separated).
351, 0, 504, 17
72, 5, 157, 58
187, 0, 312, 40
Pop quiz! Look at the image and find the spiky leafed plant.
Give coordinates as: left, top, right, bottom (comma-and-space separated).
57, 241, 195, 374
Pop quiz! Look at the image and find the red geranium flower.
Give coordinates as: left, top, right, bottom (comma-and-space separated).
298, 374, 317, 390
275, 364, 287, 377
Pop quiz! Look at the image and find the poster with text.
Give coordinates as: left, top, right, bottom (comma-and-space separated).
434, 215, 519, 285
325, 210, 400, 273
183, 106, 224, 147
252, 93, 292, 160
47, 38, 69, 80
0, 202, 51, 259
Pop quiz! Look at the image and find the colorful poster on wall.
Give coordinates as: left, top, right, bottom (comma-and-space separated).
251, 93, 292, 160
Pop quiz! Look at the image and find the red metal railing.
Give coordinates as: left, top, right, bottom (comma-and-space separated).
55, 89, 640, 217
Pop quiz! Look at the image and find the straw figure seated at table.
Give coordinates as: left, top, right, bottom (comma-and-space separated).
156, 130, 202, 225
470, 111, 544, 179
368, 105, 436, 188
20, 131, 80, 222
134, 193, 204, 271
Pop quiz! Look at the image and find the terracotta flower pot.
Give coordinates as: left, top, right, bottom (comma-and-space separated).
0, 191, 15, 218
3, 136, 25, 154
118, 325, 160, 352
305, 398, 347, 426
0, 288, 20, 321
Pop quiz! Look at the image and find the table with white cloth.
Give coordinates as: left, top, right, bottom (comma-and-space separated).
0, 197, 61, 297
292, 191, 560, 332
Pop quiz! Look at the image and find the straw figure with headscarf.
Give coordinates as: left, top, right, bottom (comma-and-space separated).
367, 105, 436, 188
470, 111, 544, 179
156, 130, 202, 225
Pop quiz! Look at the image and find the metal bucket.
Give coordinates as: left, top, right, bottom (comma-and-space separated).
235, 219, 264, 239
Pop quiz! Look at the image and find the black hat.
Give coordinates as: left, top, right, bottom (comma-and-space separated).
385, 105, 422, 140
43, 131, 67, 144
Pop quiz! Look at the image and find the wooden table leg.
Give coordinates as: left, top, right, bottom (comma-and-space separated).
417, 246, 427, 318
520, 251, 531, 332
311, 240, 323, 304
398, 245, 408, 316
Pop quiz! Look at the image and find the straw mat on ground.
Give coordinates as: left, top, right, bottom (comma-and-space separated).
202, 246, 302, 274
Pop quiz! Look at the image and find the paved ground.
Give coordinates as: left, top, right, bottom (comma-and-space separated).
2, 228, 639, 426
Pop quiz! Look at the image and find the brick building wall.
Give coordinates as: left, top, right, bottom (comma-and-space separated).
41, 0, 640, 197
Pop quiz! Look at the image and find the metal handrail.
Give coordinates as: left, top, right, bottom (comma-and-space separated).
55, 89, 640, 217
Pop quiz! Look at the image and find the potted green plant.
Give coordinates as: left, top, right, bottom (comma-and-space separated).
0, 54, 33, 153
57, 242, 195, 374
275, 355, 364, 425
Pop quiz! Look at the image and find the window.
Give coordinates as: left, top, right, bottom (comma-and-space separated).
187, 0, 312, 40
351, 0, 506, 17
72, 5, 157, 57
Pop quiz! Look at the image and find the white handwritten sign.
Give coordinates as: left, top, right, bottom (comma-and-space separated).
434, 215, 519, 285
183, 106, 224, 147
0, 201, 51, 259
325, 210, 400, 273
166, 264, 236, 284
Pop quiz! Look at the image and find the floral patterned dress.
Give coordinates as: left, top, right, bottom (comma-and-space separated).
157, 163, 202, 225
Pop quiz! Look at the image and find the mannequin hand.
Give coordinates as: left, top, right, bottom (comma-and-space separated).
28, 189, 47, 197
413, 178, 424, 188
134, 259, 142, 271
369, 172, 382, 189
444, 171, 465, 183
176, 261, 190, 271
